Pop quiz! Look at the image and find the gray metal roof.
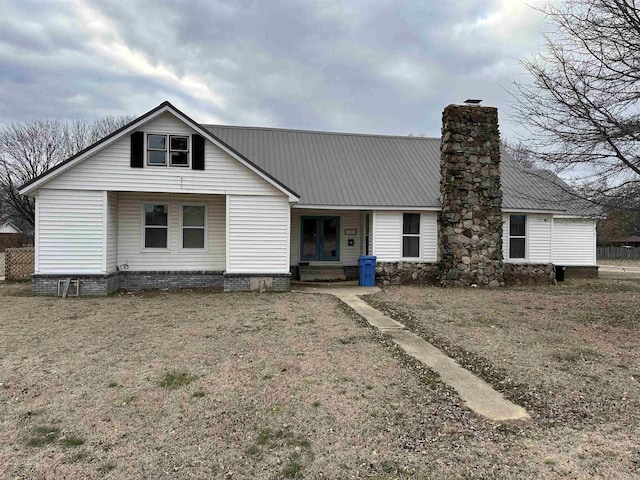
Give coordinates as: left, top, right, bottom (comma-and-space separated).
205, 124, 598, 216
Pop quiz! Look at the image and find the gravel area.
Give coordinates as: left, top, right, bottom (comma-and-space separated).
1, 276, 639, 479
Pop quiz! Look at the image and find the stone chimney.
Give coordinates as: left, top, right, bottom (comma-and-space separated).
439, 104, 504, 287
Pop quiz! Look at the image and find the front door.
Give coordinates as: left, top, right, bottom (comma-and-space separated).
301, 216, 340, 261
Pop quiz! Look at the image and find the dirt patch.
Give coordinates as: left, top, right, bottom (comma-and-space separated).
1, 281, 639, 479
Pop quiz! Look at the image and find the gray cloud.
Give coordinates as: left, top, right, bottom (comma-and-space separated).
0, 0, 547, 139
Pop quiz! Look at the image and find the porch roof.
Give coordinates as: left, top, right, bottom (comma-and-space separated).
205, 125, 599, 217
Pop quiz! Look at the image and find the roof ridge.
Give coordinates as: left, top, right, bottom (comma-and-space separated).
203, 124, 440, 141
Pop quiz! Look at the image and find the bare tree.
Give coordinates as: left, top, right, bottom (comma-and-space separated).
0, 115, 134, 227
512, 0, 640, 207
501, 139, 536, 168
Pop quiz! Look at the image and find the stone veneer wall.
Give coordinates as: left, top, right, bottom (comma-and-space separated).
376, 262, 439, 286
439, 104, 504, 287
503, 264, 555, 286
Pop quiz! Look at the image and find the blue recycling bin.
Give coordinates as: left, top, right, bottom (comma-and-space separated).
359, 255, 377, 287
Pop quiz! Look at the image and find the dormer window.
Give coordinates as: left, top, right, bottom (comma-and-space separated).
146, 134, 189, 167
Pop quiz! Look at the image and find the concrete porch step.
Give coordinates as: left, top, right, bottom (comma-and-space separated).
299, 266, 347, 282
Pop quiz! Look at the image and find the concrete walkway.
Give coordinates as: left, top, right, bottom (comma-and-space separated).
296, 285, 530, 422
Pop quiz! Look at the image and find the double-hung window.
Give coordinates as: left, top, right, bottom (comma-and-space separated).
509, 215, 526, 259
146, 134, 189, 167
147, 135, 167, 166
402, 213, 420, 258
144, 204, 168, 248
182, 205, 205, 249
169, 136, 189, 166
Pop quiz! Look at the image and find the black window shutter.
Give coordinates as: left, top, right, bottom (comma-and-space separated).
131, 131, 144, 168
192, 134, 205, 170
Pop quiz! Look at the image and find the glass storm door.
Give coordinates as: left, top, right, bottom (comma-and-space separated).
300, 216, 340, 261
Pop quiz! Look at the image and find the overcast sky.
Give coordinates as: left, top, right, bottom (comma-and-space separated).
0, 0, 550, 139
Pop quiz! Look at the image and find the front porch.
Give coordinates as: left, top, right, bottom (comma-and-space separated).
289, 208, 371, 282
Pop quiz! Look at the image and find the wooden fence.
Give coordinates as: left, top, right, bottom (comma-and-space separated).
5, 247, 35, 280
0, 234, 33, 252
597, 246, 640, 259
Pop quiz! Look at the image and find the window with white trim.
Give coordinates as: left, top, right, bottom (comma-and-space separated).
402, 213, 420, 258
144, 204, 168, 248
509, 214, 526, 259
182, 205, 205, 249
146, 134, 189, 167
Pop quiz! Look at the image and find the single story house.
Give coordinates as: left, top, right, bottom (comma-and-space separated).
612, 235, 640, 248
19, 101, 599, 295
0, 221, 22, 234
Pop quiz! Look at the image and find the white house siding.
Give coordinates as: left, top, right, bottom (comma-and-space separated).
44, 112, 280, 197
227, 195, 290, 274
372, 210, 438, 262
290, 209, 363, 266
421, 212, 438, 262
502, 213, 552, 264
552, 218, 597, 266
116, 192, 226, 271
36, 189, 104, 274
106, 192, 118, 273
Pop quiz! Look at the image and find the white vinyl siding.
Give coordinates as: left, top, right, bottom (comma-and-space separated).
421, 212, 438, 262
503, 213, 552, 264
373, 210, 437, 262
116, 192, 225, 271
552, 218, 597, 266
290, 209, 362, 266
36, 189, 104, 274
373, 211, 402, 261
227, 195, 290, 274
528, 214, 552, 263
45, 112, 280, 196
106, 191, 118, 273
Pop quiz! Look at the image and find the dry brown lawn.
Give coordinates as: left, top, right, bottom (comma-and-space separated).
1, 273, 639, 479
367, 270, 640, 479
598, 258, 640, 267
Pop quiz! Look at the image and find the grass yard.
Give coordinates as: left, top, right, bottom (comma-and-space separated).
367, 270, 640, 479
0, 273, 639, 479
598, 258, 640, 267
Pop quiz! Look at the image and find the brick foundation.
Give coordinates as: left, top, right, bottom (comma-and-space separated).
32, 273, 119, 296
119, 271, 224, 291
32, 270, 292, 296
223, 273, 291, 292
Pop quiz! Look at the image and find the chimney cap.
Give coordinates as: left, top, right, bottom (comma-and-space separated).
463, 99, 482, 105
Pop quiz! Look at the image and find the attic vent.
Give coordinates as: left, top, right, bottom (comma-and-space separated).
57, 279, 79, 297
